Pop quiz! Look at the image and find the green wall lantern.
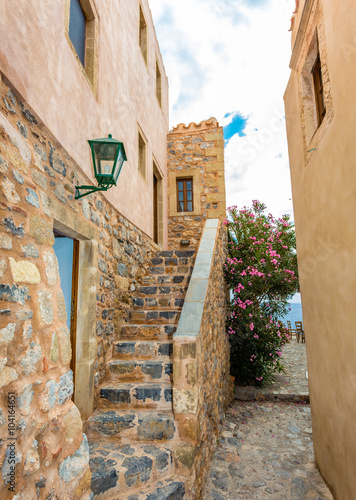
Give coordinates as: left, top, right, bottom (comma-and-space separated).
75, 134, 127, 199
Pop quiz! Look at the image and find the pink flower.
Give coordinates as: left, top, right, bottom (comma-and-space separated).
249, 323, 254, 331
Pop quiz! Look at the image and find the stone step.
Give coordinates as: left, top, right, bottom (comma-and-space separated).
133, 297, 184, 310
146, 265, 192, 276
120, 325, 176, 341
135, 284, 190, 299
129, 310, 180, 325
113, 340, 173, 360
145, 480, 185, 500
87, 410, 177, 443
107, 360, 173, 383
99, 383, 173, 410
89, 440, 180, 498
155, 249, 195, 259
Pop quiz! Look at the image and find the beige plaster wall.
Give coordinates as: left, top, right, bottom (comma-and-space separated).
0, 0, 169, 243
285, 1, 356, 498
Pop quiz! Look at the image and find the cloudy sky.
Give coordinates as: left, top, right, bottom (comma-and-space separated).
149, 0, 295, 219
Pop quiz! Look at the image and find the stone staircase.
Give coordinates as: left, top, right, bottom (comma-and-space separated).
87, 250, 196, 499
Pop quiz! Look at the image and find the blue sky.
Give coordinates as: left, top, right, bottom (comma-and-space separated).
149, 0, 295, 219
223, 113, 248, 142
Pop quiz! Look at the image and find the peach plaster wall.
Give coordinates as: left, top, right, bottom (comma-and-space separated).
0, 0, 169, 244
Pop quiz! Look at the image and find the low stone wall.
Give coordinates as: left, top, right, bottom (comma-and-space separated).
172, 219, 233, 498
167, 119, 226, 251
0, 74, 157, 498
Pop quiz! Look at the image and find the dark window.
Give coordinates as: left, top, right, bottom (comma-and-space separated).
138, 131, 146, 178
139, 5, 148, 64
312, 53, 326, 126
69, 0, 86, 66
177, 178, 193, 212
156, 61, 162, 107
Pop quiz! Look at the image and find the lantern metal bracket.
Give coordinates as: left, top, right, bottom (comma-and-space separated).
75, 184, 110, 200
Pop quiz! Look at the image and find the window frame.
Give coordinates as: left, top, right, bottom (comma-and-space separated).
138, 128, 147, 180
68, 0, 86, 67
139, 3, 148, 66
312, 53, 326, 127
155, 59, 162, 107
65, 0, 98, 95
176, 177, 194, 213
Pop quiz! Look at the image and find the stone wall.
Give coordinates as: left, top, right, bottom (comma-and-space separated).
172, 220, 233, 498
167, 119, 226, 251
0, 74, 157, 498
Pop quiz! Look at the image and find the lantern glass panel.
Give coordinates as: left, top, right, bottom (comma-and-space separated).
93, 142, 120, 178
112, 148, 125, 182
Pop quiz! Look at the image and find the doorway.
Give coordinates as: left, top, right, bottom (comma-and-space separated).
153, 173, 158, 244
152, 159, 163, 247
53, 229, 79, 393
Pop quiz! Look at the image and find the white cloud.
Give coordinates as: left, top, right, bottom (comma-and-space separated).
149, 0, 295, 218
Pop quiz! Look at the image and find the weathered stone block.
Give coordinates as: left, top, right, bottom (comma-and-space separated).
90, 411, 135, 436
115, 276, 129, 291
0, 233, 12, 250
49, 146, 66, 176
146, 482, 185, 500
26, 188, 40, 208
63, 406, 82, 442
31, 169, 47, 190
9, 257, 41, 284
3, 217, 25, 237
137, 414, 175, 440
1, 177, 20, 203
39, 379, 56, 412
100, 388, 131, 404
22, 243, 39, 258
19, 341, 42, 375
55, 183, 67, 203
24, 439, 40, 475
141, 363, 163, 379
57, 370, 74, 404
90, 456, 118, 495
173, 388, 198, 414
38, 290, 54, 324
0, 284, 30, 304
115, 342, 135, 356
0, 323, 16, 344
59, 434, 89, 484
0, 364, 18, 389
57, 290, 67, 321
137, 342, 154, 357
30, 215, 55, 245
122, 456, 152, 487
16, 309, 33, 321
43, 251, 60, 286
81, 198, 90, 220
58, 326, 72, 365
50, 332, 59, 363
175, 443, 197, 469
39, 191, 52, 217
134, 387, 161, 402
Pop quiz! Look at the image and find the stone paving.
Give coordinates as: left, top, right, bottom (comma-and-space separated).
203, 341, 334, 500
234, 340, 309, 403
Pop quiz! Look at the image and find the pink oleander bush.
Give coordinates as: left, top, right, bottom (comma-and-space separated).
224, 200, 299, 386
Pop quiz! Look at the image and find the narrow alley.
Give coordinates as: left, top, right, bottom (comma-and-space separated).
203, 341, 334, 500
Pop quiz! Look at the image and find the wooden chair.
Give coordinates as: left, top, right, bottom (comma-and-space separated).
295, 321, 305, 343
287, 320, 297, 340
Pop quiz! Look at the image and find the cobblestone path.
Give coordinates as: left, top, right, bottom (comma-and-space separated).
203, 341, 334, 500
